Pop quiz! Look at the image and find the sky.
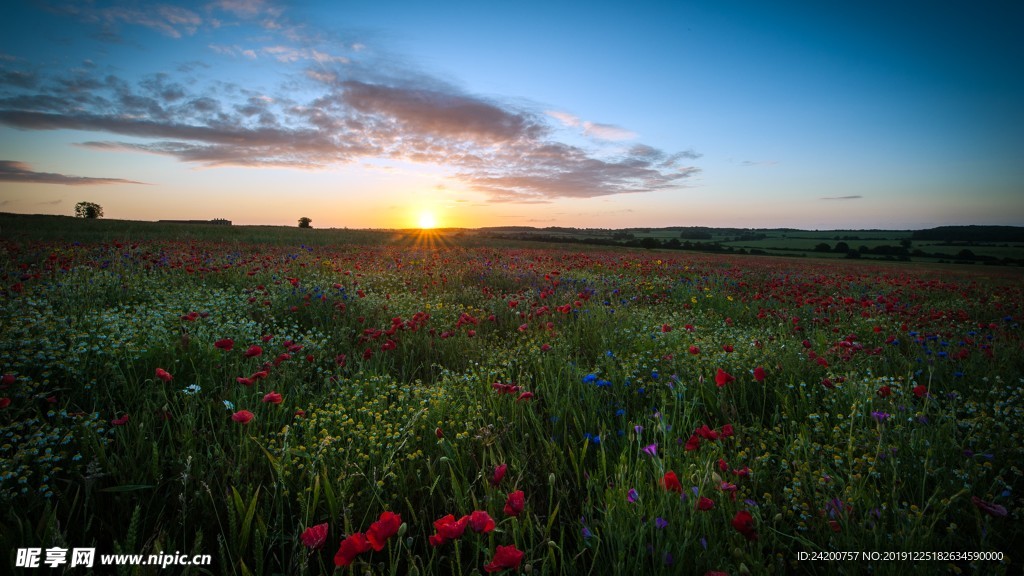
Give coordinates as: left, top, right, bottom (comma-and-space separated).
0, 0, 1022, 230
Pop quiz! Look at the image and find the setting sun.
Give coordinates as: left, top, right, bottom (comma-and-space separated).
418, 211, 437, 229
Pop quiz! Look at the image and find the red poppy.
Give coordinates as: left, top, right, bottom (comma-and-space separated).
214, 338, 234, 351
661, 324, 672, 332
1, 374, 14, 386
427, 532, 447, 547
468, 510, 495, 533
244, 345, 263, 358
913, 385, 928, 398
111, 414, 130, 426
705, 571, 730, 576
435, 427, 444, 439
366, 511, 401, 551
715, 368, 735, 387
262, 391, 283, 404
688, 345, 700, 355
722, 345, 734, 353
334, 532, 371, 567
719, 424, 735, 437
695, 424, 719, 440
503, 490, 525, 517
731, 510, 758, 540
438, 514, 470, 540
236, 377, 255, 386
484, 544, 524, 573
492, 463, 508, 486
753, 366, 766, 382
696, 496, 715, 511
718, 458, 729, 472
661, 470, 683, 493
251, 370, 269, 380
877, 385, 892, 398
684, 434, 701, 451
0, 397, 10, 409
232, 410, 254, 424
516, 391, 535, 402
301, 522, 329, 549
155, 368, 173, 382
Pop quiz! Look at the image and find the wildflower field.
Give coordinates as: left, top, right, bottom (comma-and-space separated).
1, 218, 1022, 575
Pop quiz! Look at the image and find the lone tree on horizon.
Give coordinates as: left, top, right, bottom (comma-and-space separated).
75, 201, 104, 219
298, 217, 312, 228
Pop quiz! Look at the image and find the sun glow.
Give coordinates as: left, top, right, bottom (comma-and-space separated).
418, 211, 437, 229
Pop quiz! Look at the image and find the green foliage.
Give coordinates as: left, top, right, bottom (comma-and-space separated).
1, 220, 1022, 575
75, 201, 104, 219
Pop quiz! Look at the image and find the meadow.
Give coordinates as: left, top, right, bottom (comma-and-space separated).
1, 215, 1022, 575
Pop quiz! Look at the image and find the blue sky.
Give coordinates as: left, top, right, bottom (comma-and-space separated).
1, 0, 1021, 229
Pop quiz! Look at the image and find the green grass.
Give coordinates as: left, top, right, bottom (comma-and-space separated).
1, 215, 1021, 575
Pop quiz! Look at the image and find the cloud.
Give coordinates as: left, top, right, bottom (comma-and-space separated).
211, 0, 278, 19
0, 160, 147, 185
547, 110, 638, 141
547, 110, 581, 127
45, 2, 204, 38
820, 195, 863, 200
740, 160, 778, 167
582, 121, 636, 141
45, 0, 293, 40
209, 44, 257, 59
342, 80, 546, 144
0, 69, 37, 89
0, 27, 699, 202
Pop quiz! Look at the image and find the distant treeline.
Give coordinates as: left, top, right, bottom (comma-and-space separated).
480, 231, 1023, 266
911, 226, 1024, 242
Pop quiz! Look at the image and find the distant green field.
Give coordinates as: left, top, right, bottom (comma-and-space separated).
5, 213, 1022, 265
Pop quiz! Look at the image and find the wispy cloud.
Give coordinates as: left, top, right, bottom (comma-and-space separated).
546, 110, 580, 128
547, 110, 638, 141
582, 121, 636, 141
0, 160, 147, 185
820, 195, 863, 200
44, 2, 203, 38
209, 44, 259, 59
740, 160, 778, 167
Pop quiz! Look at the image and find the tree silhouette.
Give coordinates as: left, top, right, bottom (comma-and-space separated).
75, 202, 104, 219
298, 217, 312, 228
